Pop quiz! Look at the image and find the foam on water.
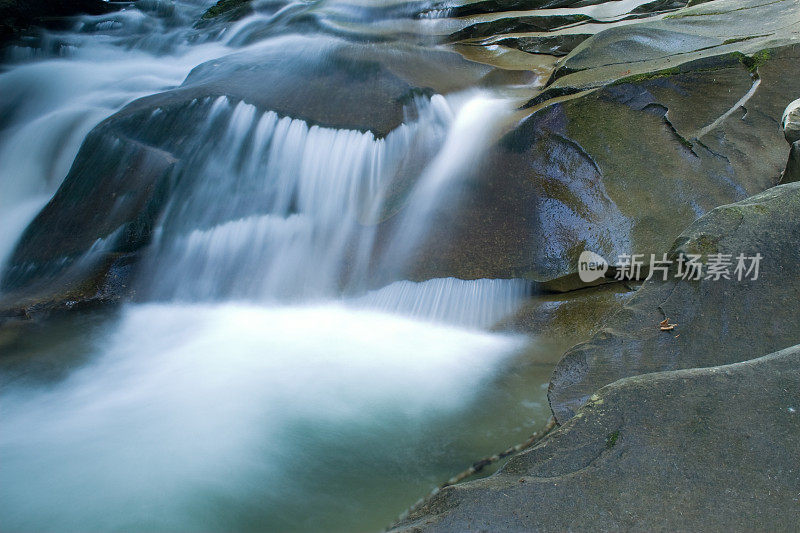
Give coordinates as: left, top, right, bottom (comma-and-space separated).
0, 302, 525, 531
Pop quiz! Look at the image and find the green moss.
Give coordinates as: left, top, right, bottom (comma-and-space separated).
606, 431, 619, 448
612, 66, 682, 85
738, 49, 772, 73
613, 49, 771, 88
722, 36, 758, 45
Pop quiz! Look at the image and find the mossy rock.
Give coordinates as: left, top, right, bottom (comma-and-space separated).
496, 283, 636, 347
200, 0, 253, 21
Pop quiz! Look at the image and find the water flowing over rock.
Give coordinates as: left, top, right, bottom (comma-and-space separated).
405, 44, 800, 288
1, 86, 516, 309
6, 0, 798, 307
3, 0, 800, 530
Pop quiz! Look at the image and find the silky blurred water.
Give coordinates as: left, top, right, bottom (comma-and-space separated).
0, 1, 555, 531
0, 302, 560, 532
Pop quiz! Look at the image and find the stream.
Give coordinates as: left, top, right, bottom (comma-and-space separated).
0, 1, 558, 531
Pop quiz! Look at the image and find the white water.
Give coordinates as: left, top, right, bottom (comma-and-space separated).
352, 277, 532, 328
138, 90, 510, 301
0, 0, 231, 272
0, 303, 526, 532
140, 93, 453, 300
0, 1, 538, 531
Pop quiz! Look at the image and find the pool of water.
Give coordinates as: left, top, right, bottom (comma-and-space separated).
0, 303, 557, 531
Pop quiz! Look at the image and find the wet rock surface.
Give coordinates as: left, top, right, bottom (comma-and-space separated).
498, 283, 634, 338
0, 34, 493, 313
406, 44, 800, 285
549, 181, 800, 422
784, 141, 800, 183
0, 131, 173, 316
550, 0, 800, 91
173, 40, 492, 137
3, 0, 800, 530
393, 343, 800, 532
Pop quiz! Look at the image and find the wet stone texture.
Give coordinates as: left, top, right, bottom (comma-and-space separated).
404, 45, 800, 287
393, 344, 800, 532
549, 181, 800, 422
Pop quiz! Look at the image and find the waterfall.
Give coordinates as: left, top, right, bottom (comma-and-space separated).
351, 277, 533, 328
137, 93, 452, 300
0, 0, 230, 273
135, 90, 517, 308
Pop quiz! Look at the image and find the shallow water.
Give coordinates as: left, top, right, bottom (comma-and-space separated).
0, 303, 557, 532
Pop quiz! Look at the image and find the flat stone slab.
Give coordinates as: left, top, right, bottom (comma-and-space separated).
393, 343, 800, 532
552, 0, 800, 91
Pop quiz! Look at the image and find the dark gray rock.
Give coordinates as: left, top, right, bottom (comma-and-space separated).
497, 34, 591, 57
0, 35, 495, 312
199, 0, 254, 21
393, 343, 800, 532
448, 14, 594, 43
113, 37, 492, 138
0, 131, 175, 314
402, 46, 800, 286
783, 141, 800, 184
550, 181, 800, 423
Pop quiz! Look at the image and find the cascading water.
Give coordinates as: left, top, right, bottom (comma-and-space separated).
0, 1, 549, 531
0, 0, 230, 271
138, 92, 455, 300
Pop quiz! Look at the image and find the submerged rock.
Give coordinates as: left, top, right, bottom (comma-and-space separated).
392, 344, 800, 531
549, 181, 800, 422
